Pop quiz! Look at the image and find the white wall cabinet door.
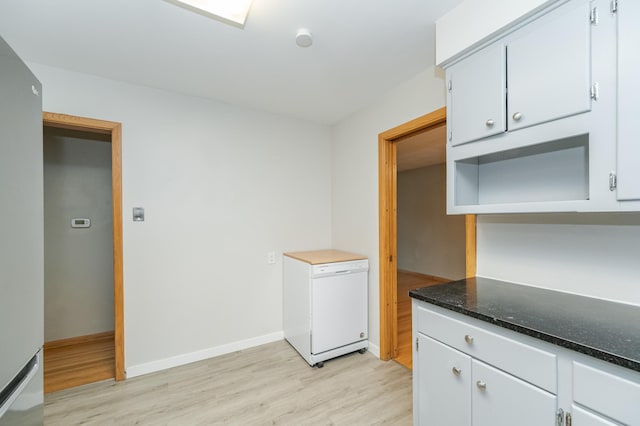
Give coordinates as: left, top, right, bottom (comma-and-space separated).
472, 360, 557, 426
447, 43, 507, 146
417, 335, 471, 426
571, 406, 621, 426
616, 0, 640, 201
507, 0, 592, 132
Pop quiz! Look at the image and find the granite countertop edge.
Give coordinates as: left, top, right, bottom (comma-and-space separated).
410, 287, 640, 373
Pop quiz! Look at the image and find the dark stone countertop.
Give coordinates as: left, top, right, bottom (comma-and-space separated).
409, 277, 640, 373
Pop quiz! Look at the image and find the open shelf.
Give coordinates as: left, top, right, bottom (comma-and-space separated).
454, 134, 589, 207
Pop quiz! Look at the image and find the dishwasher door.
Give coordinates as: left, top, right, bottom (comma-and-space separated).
310, 269, 368, 354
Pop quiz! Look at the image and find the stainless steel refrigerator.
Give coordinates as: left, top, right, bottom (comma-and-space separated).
0, 35, 44, 425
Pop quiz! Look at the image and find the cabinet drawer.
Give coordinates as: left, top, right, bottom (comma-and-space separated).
417, 306, 557, 393
573, 362, 640, 425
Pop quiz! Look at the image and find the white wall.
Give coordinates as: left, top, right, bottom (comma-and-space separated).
397, 164, 466, 280
43, 128, 114, 341
331, 67, 447, 355
435, 0, 552, 64
30, 63, 333, 375
477, 214, 640, 306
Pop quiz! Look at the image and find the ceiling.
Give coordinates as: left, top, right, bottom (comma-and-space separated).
396, 124, 447, 172
0, 0, 462, 125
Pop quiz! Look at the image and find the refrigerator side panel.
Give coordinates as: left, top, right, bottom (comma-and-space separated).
0, 351, 43, 426
0, 36, 44, 393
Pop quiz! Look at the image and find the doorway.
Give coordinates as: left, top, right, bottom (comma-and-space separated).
42, 112, 124, 392
378, 107, 476, 364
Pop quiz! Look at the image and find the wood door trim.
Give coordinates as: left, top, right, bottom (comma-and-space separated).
43, 111, 125, 381
378, 106, 477, 361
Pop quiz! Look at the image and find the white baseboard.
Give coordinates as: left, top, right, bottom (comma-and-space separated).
368, 341, 380, 359
125, 331, 284, 379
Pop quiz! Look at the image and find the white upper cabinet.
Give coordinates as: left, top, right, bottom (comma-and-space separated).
616, 0, 640, 201
507, 0, 592, 131
448, 43, 507, 146
442, 0, 640, 214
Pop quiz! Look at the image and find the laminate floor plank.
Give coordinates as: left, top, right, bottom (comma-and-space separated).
395, 270, 450, 369
44, 340, 412, 425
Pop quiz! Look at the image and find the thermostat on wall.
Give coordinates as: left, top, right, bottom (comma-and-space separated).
71, 218, 91, 228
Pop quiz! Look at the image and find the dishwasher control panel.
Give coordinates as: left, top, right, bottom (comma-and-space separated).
311, 260, 369, 277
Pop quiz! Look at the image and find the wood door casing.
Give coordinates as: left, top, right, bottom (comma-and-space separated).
42, 112, 125, 381
378, 106, 477, 361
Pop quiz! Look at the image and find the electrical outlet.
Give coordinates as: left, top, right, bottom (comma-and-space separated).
267, 251, 276, 265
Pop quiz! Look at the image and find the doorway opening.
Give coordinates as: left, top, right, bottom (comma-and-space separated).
42, 112, 124, 392
378, 107, 476, 365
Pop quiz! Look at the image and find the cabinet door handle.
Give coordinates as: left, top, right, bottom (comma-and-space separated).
485, 119, 494, 127
464, 334, 474, 344
476, 381, 487, 390
452, 366, 462, 376
512, 112, 523, 121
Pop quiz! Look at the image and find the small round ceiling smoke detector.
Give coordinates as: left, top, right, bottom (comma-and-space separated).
295, 29, 313, 48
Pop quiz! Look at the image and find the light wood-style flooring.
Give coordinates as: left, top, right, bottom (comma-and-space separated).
44, 331, 115, 394
44, 340, 412, 425
396, 270, 450, 369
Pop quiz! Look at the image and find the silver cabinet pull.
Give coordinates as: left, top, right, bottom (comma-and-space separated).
476, 381, 487, 390
452, 366, 461, 376
512, 112, 523, 121
485, 119, 494, 127
464, 334, 474, 344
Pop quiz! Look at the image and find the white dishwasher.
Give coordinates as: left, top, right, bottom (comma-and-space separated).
283, 250, 368, 367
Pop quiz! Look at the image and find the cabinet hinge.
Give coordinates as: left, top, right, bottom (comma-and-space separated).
609, 172, 617, 191
415, 337, 419, 352
590, 7, 598, 24
556, 408, 565, 426
448, 131, 452, 142
389, 255, 393, 262
590, 82, 599, 101
447, 80, 452, 92
611, 0, 618, 15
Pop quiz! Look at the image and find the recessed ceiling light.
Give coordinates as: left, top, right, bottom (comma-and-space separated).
165, 0, 254, 28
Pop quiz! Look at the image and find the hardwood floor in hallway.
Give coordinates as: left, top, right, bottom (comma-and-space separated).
395, 270, 450, 369
44, 331, 115, 394
44, 340, 413, 425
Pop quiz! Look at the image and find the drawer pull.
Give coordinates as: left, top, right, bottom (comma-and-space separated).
512, 112, 523, 121
485, 119, 494, 127
464, 334, 474, 344
476, 381, 487, 391
452, 366, 462, 376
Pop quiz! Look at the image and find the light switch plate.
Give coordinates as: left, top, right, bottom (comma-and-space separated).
133, 207, 145, 221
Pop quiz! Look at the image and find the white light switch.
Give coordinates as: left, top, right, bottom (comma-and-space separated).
133, 207, 145, 222
267, 251, 276, 265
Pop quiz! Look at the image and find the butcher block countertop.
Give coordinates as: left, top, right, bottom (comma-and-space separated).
283, 249, 367, 265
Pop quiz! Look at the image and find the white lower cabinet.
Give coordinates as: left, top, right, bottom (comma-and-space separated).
416, 334, 556, 426
418, 335, 471, 425
413, 301, 640, 426
472, 360, 556, 426
571, 406, 620, 426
